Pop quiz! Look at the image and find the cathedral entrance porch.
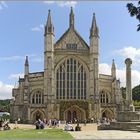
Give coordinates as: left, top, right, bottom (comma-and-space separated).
31, 110, 45, 122
101, 108, 114, 120
64, 105, 86, 122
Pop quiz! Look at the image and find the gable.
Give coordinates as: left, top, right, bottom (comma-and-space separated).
54, 28, 89, 50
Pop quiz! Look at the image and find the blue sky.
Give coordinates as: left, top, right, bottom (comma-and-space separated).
0, 1, 140, 99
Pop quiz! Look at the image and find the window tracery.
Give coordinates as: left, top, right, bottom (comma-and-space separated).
31, 90, 43, 104
56, 58, 87, 99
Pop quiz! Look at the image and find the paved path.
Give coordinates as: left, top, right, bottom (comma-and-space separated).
69, 124, 140, 139
69, 130, 140, 139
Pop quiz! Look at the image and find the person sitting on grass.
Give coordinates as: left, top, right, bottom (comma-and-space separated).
39, 119, 45, 129
0, 120, 3, 131
75, 121, 81, 131
35, 120, 40, 129
35, 119, 45, 129
64, 122, 74, 131
3, 121, 10, 130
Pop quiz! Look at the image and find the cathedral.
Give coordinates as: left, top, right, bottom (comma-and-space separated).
10, 8, 122, 123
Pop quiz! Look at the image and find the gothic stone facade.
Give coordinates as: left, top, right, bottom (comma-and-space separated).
10, 8, 122, 123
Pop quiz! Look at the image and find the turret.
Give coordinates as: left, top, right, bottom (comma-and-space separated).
90, 13, 99, 54
24, 56, 29, 76
44, 10, 54, 36
90, 13, 99, 38
24, 56, 29, 103
44, 10, 54, 52
69, 7, 74, 29
111, 59, 116, 78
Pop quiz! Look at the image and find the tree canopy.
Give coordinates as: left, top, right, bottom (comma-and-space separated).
121, 85, 140, 106
132, 84, 140, 101
127, 1, 140, 31
0, 99, 10, 112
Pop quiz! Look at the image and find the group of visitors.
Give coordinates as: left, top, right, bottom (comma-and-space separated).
0, 120, 10, 131
64, 121, 81, 131
48, 119, 60, 127
98, 117, 116, 125
34, 116, 116, 130
34, 118, 61, 129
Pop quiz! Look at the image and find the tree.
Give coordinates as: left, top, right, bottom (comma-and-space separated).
132, 84, 140, 101
0, 99, 10, 112
127, 1, 140, 31
133, 100, 140, 106
121, 85, 140, 101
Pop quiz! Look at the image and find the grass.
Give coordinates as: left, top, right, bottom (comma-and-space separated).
0, 128, 73, 140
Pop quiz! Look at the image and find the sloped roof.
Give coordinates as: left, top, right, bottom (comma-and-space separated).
54, 28, 89, 49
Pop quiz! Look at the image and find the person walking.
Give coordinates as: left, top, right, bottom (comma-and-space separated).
84, 119, 87, 126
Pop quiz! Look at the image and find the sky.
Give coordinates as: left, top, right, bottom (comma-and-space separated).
0, 1, 140, 99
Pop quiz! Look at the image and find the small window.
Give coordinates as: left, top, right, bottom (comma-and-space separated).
66, 44, 77, 50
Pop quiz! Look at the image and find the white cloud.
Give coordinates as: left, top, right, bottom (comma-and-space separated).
44, 1, 77, 8
0, 5, 2, 10
0, 1, 8, 11
1, 1, 8, 8
99, 63, 140, 88
57, 1, 77, 7
114, 46, 140, 69
9, 73, 24, 80
31, 27, 41, 32
0, 54, 43, 63
44, 1, 55, 4
115, 46, 140, 61
0, 81, 13, 99
0, 56, 25, 61
99, 63, 111, 75
31, 24, 44, 32
31, 57, 43, 63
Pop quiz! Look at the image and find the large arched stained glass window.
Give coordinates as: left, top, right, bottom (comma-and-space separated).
56, 58, 87, 100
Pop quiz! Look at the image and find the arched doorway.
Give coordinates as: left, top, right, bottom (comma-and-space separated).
35, 111, 42, 120
102, 109, 114, 120
64, 105, 85, 122
102, 112, 106, 118
32, 110, 45, 122
73, 111, 77, 120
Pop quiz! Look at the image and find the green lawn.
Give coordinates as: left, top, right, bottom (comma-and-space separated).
0, 128, 73, 140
